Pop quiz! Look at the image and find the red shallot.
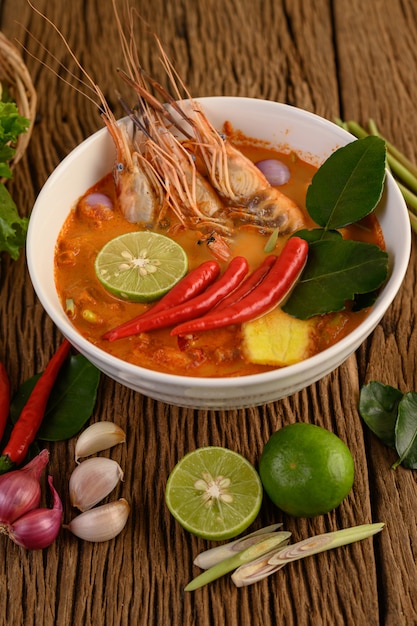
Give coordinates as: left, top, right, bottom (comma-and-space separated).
255, 159, 291, 186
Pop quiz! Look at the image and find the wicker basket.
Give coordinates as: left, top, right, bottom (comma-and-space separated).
0, 31, 37, 171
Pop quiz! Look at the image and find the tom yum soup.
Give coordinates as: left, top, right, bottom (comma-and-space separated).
54, 110, 388, 378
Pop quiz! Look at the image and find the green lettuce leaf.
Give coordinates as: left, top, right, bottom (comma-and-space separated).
0, 100, 30, 260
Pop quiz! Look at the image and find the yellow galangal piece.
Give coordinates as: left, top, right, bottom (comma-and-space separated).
242, 307, 317, 366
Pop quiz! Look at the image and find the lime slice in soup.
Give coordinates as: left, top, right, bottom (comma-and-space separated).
95, 232, 188, 302
165, 446, 263, 541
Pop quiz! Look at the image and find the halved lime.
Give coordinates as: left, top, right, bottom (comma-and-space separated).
94, 231, 188, 302
165, 447, 263, 540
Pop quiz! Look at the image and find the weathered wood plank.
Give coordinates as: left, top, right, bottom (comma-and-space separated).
1, 0, 416, 624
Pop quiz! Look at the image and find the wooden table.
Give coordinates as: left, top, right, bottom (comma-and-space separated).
1, 1, 416, 624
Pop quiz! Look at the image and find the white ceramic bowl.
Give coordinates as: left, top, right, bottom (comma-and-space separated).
27, 97, 411, 409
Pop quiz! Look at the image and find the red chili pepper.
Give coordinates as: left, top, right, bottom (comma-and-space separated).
104, 256, 249, 341
213, 255, 277, 312
0, 362, 11, 443
0, 339, 71, 471
171, 237, 308, 336
102, 260, 221, 342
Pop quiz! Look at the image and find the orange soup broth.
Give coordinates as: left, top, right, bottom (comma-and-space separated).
54, 142, 385, 377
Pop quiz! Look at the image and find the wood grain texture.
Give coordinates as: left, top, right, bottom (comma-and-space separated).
1, 0, 417, 624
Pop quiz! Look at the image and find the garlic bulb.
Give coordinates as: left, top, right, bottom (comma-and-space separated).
75, 422, 126, 463
69, 457, 123, 511
65, 498, 130, 542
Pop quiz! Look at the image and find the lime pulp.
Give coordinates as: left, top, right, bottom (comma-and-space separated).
94, 231, 188, 302
165, 446, 263, 541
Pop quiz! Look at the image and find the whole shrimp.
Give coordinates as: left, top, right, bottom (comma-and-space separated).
27, 1, 165, 226
133, 41, 306, 235
109, 6, 232, 259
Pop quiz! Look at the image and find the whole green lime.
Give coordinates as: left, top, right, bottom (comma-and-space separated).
259, 423, 354, 517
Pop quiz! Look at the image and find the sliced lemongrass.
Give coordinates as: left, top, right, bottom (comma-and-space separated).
194, 523, 283, 570
184, 531, 291, 592
65, 298, 75, 316
232, 522, 384, 587
75, 421, 126, 463
231, 545, 289, 587
264, 228, 280, 253
268, 522, 384, 565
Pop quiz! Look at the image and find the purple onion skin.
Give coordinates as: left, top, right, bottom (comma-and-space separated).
8, 477, 63, 550
255, 159, 291, 186
0, 449, 49, 524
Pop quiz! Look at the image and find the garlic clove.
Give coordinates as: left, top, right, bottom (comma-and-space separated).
65, 498, 130, 542
8, 476, 63, 550
69, 457, 124, 512
75, 421, 126, 463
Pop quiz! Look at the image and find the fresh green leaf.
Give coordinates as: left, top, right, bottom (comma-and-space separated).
294, 228, 343, 243
0, 101, 30, 148
0, 183, 28, 259
283, 239, 389, 319
306, 136, 386, 230
10, 354, 101, 441
393, 392, 417, 469
351, 291, 379, 312
358, 381, 403, 447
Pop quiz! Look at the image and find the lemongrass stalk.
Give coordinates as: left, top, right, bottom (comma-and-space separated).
386, 153, 417, 194
194, 523, 283, 570
369, 119, 417, 179
334, 117, 349, 132
336, 118, 417, 215
184, 531, 291, 592
408, 210, 417, 234
231, 547, 288, 587
368, 118, 379, 136
396, 180, 417, 215
344, 120, 369, 139
268, 523, 384, 565
232, 523, 384, 587
344, 118, 417, 192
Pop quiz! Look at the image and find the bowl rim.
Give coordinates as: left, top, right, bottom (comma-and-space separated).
27, 96, 412, 391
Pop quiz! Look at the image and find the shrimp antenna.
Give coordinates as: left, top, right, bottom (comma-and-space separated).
24, 0, 114, 118
116, 67, 193, 140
